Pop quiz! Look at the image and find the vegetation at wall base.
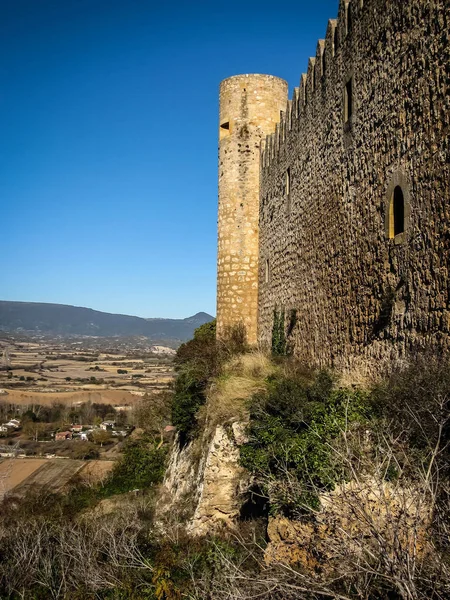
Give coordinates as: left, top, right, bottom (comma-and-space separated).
1, 340, 450, 598
101, 436, 168, 497
240, 369, 370, 514
271, 307, 297, 356
171, 319, 248, 443
271, 307, 286, 356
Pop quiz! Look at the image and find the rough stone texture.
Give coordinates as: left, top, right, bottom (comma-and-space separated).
154, 434, 207, 530
188, 425, 248, 535
156, 425, 248, 536
217, 74, 288, 344
217, 1, 450, 369
265, 478, 431, 569
257, 0, 450, 368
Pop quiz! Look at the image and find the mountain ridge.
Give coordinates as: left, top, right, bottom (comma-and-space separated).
0, 301, 214, 342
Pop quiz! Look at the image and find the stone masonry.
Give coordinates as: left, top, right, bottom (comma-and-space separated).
217, 0, 450, 369
217, 75, 288, 344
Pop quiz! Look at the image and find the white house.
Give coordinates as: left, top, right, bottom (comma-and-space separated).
100, 421, 115, 430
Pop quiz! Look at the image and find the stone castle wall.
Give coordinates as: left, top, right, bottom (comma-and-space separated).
257, 0, 450, 368
217, 75, 288, 344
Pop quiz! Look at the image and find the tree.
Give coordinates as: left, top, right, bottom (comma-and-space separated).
134, 391, 172, 443
71, 442, 99, 460
23, 422, 49, 442
92, 429, 112, 447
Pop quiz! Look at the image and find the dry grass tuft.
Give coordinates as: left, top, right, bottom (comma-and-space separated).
205, 352, 277, 430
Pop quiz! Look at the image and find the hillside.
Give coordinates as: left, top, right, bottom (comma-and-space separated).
0, 301, 213, 342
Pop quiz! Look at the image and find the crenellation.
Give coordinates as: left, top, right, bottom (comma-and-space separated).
292, 87, 300, 119
286, 99, 292, 131
307, 57, 316, 93
217, 0, 450, 369
327, 19, 337, 58
300, 73, 307, 107
317, 40, 326, 80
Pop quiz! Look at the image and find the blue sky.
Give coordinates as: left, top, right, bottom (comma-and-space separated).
1, 0, 338, 318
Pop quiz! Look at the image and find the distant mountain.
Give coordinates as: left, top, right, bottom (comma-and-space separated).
0, 301, 214, 343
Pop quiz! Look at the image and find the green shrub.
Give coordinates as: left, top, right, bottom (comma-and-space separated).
271, 307, 297, 356
171, 320, 219, 442
102, 437, 168, 496
240, 371, 370, 515
172, 319, 251, 442
271, 307, 286, 356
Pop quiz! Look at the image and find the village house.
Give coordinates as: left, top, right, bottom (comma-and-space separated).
55, 431, 73, 441
100, 421, 115, 430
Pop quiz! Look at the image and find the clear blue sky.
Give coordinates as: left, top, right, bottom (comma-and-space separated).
1, 0, 338, 318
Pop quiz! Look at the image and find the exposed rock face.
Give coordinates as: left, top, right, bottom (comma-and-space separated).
188, 425, 247, 535
155, 434, 206, 528
157, 424, 248, 536
265, 478, 431, 571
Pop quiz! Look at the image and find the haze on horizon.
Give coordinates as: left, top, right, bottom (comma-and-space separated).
1, 0, 338, 319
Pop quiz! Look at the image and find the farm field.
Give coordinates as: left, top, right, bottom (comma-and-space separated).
0, 334, 175, 409
0, 458, 47, 498
3, 388, 145, 407
0, 334, 174, 496
0, 458, 115, 499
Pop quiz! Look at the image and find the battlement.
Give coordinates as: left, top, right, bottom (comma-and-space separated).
262, 0, 366, 169
256, 0, 449, 368
217, 0, 449, 368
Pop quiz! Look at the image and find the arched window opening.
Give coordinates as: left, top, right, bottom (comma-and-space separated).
391, 186, 405, 237
265, 259, 270, 284
385, 176, 410, 242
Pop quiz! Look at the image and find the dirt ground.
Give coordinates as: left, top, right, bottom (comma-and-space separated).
0, 458, 117, 499
0, 458, 47, 497
79, 460, 115, 484
3, 458, 90, 498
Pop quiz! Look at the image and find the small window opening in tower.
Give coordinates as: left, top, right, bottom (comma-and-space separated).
322, 51, 326, 76
265, 259, 270, 284
334, 27, 339, 53
389, 186, 405, 238
346, 3, 353, 35
219, 121, 230, 140
344, 78, 353, 123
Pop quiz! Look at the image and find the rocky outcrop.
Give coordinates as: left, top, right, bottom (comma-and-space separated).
265, 478, 431, 571
156, 422, 249, 536
188, 425, 248, 535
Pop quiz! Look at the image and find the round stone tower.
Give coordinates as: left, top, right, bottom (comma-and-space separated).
217, 74, 288, 344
